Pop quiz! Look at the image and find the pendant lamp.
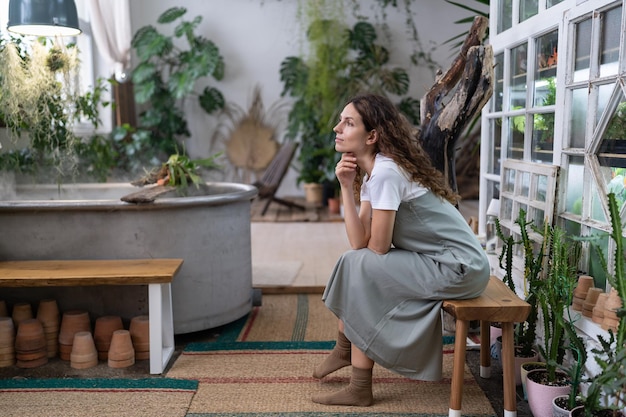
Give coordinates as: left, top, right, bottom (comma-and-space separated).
8, 0, 81, 37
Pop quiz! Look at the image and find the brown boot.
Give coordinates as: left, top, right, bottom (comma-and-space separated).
312, 366, 373, 406
313, 331, 351, 378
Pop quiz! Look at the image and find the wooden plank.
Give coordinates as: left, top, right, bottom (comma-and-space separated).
0, 259, 183, 287
442, 276, 531, 323
121, 185, 177, 204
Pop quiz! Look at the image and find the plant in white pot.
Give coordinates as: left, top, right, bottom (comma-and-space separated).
526, 224, 583, 417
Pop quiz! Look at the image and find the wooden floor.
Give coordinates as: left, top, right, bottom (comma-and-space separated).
251, 196, 343, 223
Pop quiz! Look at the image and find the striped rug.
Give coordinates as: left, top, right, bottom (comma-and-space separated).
0, 378, 197, 417
167, 294, 496, 416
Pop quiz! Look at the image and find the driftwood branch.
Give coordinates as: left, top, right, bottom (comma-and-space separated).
418, 16, 494, 195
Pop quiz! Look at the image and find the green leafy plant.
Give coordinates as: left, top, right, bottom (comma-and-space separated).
131, 7, 226, 160
0, 37, 113, 182
279, 12, 419, 185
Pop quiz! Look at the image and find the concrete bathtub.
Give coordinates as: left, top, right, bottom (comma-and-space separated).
0, 182, 258, 334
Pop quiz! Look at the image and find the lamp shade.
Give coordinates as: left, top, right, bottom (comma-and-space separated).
8, 0, 81, 37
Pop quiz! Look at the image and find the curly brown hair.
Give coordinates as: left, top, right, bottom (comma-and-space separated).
348, 94, 460, 205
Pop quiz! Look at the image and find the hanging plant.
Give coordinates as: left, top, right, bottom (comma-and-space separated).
0, 37, 110, 181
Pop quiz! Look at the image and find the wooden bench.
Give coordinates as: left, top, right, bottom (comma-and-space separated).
443, 275, 531, 417
0, 258, 183, 375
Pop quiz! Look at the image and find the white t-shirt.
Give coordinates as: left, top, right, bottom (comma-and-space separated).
360, 153, 428, 210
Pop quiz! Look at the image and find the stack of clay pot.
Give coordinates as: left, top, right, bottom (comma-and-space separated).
70, 331, 98, 369
11, 302, 33, 327
582, 287, 603, 318
108, 329, 134, 368
36, 299, 60, 358
94, 316, 124, 360
129, 315, 150, 361
592, 292, 609, 325
602, 288, 622, 332
15, 318, 48, 368
58, 310, 91, 361
572, 275, 595, 311
0, 317, 16, 367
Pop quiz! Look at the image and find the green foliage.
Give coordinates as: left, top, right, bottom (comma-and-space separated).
279, 14, 419, 184
0, 37, 112, 182
162, 152, 221, 188
537, 224, 582, 383
495, 209, 544, 357
131, 7, 226, 158
582, 193, 626, 416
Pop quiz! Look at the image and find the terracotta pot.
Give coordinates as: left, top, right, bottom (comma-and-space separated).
592, 293, 609, 324
58, 310, 91, 345
15, 318, 47, 368
0, 317, 15, 368
11, 302, 33, 326
36, 299, 60, 330
0, 316, 15, 346
327, 197, 340, 214
572, 275, 594, 311
15, 319, 46, 352
58, 310, 91, 360
526, 368, 571, 417
108, 330, 134, 368
582, 288, 603, 317
129, 315, 149, 355
70, 331, 98, 369
94, 316, 123, 360
603, 289, 623, 332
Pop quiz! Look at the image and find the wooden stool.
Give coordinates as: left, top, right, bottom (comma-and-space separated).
442, 276, 531, 417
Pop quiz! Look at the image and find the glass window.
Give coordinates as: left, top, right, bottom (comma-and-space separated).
570, 88, 588, 148
520, 0, 538, 22
587, 229, 609, 290
507, 116, 525, 160
597, 84, 615, 128
489, 118, 503, 175
534, 31, 558, 107
498, 0, 513, 33
493, 53, 504, 112
531, 112, 555, 163
510, 43, 528, 109
599, 6, 622, 78
590, 180, 608, 223
573, 17, 592, 83
547, 0, 565, 6
564, 155, 585, 215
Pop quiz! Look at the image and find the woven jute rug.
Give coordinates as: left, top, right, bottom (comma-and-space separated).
167, 294, 496, 416
0, 378, 196, 417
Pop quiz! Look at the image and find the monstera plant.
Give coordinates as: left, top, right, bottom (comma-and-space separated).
130, 7, 226, 163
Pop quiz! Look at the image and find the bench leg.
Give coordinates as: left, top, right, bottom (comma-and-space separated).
148, 283, 175, 374
449, 318, 468, 417
501, 321, 517, 417
480, 320, 491, 378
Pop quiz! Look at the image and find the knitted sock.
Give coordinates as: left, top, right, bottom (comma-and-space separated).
311, 366, 373, 406
313, 331, 351, 378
